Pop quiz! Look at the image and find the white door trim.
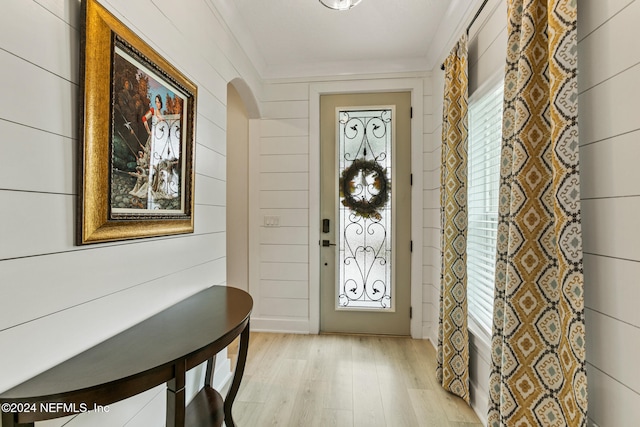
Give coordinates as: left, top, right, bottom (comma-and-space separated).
309, 78, 424, 338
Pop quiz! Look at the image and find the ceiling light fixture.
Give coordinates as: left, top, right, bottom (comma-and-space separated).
319, 0, 363, 11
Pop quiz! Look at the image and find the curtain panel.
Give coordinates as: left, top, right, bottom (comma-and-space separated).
437, 33, 470, 404
488, 0, 587, 425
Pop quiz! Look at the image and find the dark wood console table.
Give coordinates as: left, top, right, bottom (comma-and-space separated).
0, 286, 252, 427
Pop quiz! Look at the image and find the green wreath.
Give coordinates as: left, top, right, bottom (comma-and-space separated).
339, 158, 390, 220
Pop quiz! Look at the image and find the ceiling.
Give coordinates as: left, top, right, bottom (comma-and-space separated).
211, 0, 482, 80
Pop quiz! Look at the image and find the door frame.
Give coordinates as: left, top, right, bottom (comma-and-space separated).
309, 78, 424, 338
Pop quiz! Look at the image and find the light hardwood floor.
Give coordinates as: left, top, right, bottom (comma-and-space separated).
225, 333, 482, 427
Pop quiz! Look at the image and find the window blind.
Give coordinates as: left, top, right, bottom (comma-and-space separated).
467, 81, 503, 336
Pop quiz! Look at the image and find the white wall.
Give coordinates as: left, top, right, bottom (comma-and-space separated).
227, 83, 250, 292
422, 72, 439, 341
0, 0, 260, 425
251, 80, 311, 332
578, 0, 640, 425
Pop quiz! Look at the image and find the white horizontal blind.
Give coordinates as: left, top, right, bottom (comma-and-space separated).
467, 80, 503, 335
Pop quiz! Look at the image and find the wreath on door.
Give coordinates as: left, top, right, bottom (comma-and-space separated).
339, 158, 390, 220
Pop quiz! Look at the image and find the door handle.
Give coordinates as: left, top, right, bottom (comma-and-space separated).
322, 240, 336, 247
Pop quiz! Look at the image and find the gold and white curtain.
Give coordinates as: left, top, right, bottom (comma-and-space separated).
437, 33, 469, 404
488, 0, 588, 425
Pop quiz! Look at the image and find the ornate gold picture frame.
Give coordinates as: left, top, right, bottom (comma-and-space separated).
78, 0, 197, 244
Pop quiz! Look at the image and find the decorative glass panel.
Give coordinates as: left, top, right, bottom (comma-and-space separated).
337, 109, 392, 310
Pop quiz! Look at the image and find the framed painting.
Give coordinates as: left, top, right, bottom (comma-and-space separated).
78, 0, 197, 244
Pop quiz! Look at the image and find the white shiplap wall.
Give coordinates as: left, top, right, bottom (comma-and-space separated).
0, 0, 261, 425
422, 69, 441, 342
253, 82, 311, 332
579, 0, 640, 425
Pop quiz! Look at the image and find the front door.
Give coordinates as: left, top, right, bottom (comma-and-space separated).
320, 92, 411, 335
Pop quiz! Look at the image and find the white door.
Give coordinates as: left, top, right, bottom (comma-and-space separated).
320, 92, 412, 335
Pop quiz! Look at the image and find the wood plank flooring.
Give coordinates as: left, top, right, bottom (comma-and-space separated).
225, 333, 482, 427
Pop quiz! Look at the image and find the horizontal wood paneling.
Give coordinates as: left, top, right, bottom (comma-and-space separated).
468, 0, 507, 95
261, 280, 309, 299
0, 120, 75, 194
261, 82, 310, 102
0, 3, 262, 425
423, 147, 441, 171
243, 72, 275, 319
259, 245, 308, 263
579, 63, 640, 145
578, 0, 640, 91
196, 114, 227, 155
259, 226, 309, 245
261, 119, 309, 137
586, 308, 640, 393
259, 209, 309, 227
261, 100, 309, 119
422, 228, 440, 250
0, 49, 77, 137
197, 89, 227, 128
423, 132, 437, 154
33, 0, 81, 28
578, 1, 640, 426
582, 197, 640, 259
195, 174, 226, 206
586, 363, 640, 427
423, 207, 439, 229
422, 188, 440, 210
260, 154, 309, 173
583, 254, 640, 326
0, 190, 75, 259
0, 259, 224, 390
196, 144, 227, 180
0, 191, 225, 260
1, 0, 78, 83
422, 94, 434, 115
259, 297, 309, 318
0, 234, 225, 330
195, 204, 227, 234
260, 136, 309, 155
259, 190, 308, 209
260, 262, 308, 282
578, 0, 635, 40
259, 172, 309, 191
468, 27, 507, 95
423, 169, 439, 190
38, 386, 165, 427
580, 131, 640, 199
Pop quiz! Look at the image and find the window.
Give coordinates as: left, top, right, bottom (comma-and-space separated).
467, 79, 503, 336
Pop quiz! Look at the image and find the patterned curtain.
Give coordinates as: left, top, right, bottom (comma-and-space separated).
437, 33, 469, 404
488, 0, 587, 426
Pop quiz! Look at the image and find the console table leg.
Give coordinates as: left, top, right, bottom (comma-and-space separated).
223, 321, 250, 427
1, 411, 33, 427
205, 354, 217, 388
166, 359, 186, 427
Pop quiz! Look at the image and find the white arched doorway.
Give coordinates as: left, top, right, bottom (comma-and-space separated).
226, 79, 259, 292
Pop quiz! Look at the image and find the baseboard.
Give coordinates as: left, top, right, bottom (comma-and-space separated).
250, 317, 311, 334
470, 379, 489, 426
421, 323, 432, 341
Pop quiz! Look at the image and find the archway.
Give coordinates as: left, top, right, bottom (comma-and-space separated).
226, 79, 259, 291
